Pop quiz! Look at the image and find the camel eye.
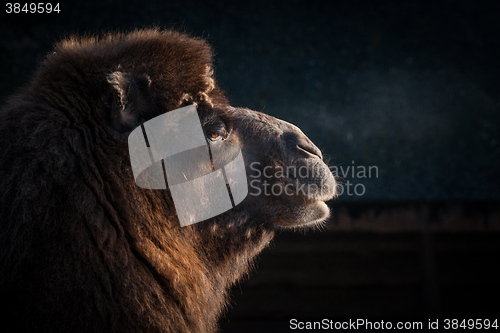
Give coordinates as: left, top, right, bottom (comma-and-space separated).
206, 130, 225, 142
204, 119, 230, 142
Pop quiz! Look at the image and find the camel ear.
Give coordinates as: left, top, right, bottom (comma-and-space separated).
107, 71, 152, 133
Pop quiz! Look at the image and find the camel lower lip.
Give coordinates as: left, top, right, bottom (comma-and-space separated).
296, 195, 320, 203
276, 199, 331, 228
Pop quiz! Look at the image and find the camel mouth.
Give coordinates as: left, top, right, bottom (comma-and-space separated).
293, 188, 337, 203
282, 175, 338, 204
274, 193, 331, 228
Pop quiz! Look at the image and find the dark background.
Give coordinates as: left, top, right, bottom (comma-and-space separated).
1, 1, 499, 331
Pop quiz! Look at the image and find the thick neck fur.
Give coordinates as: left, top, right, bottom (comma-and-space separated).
0, 28, 277, 333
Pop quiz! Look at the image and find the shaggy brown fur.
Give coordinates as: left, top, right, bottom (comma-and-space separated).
0, 29, 335, 333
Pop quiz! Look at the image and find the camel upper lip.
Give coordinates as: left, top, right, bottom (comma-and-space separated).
295, 192, 336, 203
284, 176, 338, 203
287, 182, 337, 203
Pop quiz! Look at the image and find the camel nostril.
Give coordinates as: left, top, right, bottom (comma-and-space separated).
297, 141, 323, 160
281, 130, 323, 160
